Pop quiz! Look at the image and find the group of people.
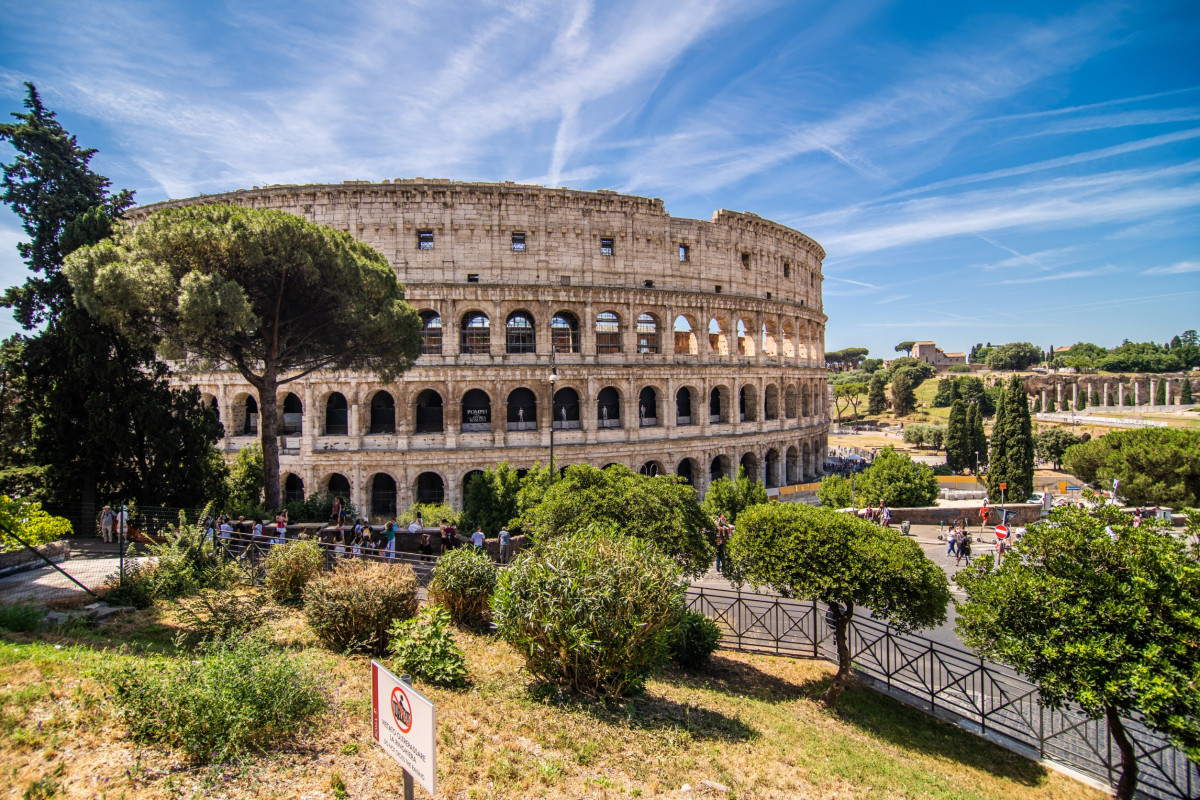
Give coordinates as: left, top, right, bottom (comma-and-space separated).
944, 520, 975, 565
710, 513, 734, 573
98, 505, 129, 543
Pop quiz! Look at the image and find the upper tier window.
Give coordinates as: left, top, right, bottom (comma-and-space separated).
600, 238, 614, 257
418, 230, 434, 250
511, 232, 526, 252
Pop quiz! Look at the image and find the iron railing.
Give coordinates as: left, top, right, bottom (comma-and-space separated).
685, 585, 1197, 800
216, 530, 440, 585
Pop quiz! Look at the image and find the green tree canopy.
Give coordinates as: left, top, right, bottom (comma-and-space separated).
987, 375, 1033, 501
520, 464, 713, 578
945, 400, 969, 472
867, 373, 888, 415
1033, 428, 1084, 470
890, 372, 916, 416
983, 342, 1043, 371
728, 503, 950, 706
895, 341, 916, 356
855, 446, 938, 507
955, 503, 1200, 799
460, 462, 524, 536
65, 204, 423, 507
701, 466, 768, 525
1062, 428, 1200, 507
885, 357, 936, 388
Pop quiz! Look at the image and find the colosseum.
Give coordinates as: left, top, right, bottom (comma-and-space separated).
136, 179, 829, 517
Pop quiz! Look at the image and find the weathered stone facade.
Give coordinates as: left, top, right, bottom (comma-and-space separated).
135, 180, 830, 517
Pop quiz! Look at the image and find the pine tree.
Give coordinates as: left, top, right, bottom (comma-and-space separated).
1182, 379, 1194, 404
945, 400, 968, 472
890, 373, 916, 417
987, 375, 1033, 502
867, 373, 887, 415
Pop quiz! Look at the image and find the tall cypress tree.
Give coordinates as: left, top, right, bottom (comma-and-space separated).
1, 84, 223, 526
987, 375, 1033, 502
1154, 380, 1166, 405
945, 400, 968, 472
1182, 379, 1194, 405
867, 373, 887, 415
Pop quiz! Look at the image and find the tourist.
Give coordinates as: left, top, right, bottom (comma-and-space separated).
946, 523, 959, 558
445, 520, 458, 550
275, 509, 289, 542
351, 528, 364, 559
879, 502, 892, 528
99, 505, 114, 543
408, 514, 423, 535
471, 525, 485, 549
332, 524, 346, 560
331, 496, 344, 526
384, 519, 398, 560
498, 525, 511, 564
417, 532, 434, 556
955, 529, 972, 566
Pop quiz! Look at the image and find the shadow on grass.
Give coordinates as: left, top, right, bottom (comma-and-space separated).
664, 651, 817, 704
526, 682, 758, 743
831, 678, 1054, 788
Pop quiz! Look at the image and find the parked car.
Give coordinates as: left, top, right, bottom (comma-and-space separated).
1027, 492, 1049, 506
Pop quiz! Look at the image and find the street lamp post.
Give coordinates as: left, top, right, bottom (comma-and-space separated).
549, 358, 558, 485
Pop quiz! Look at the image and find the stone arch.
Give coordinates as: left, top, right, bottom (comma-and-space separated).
765, 448, 781, 488
415, 472, 445, 506
740, 384, 759, 422
551, 311, 581, 354
676, 386, 695, 425
460, 310, 490, 354
462, 469, 485, 496
420, 309, 443, 355
800, 441, 811, 481
553, 387, 581, 428
782, 320, 796, 359
764, 384, 780, 420
637, 385, 660, 426
673, 314, 698, 355
639, 460, 663, 477
461, 388, 492, 432
802, 383, 812, 417
283, 473, 305, 503
324, 392, 349, 435
233, 392, 258, 435
507, 387, 538, 431
636, 312, 661, 354
505, 310, 536, 354
281, 392, 303, 435
201, 392, 219, 421
676, 457, 698, 487
710, 454, 731, 483
762, 320, 778, 357
784, 384, 798, 419
736, 318, 756, 357
595, 311, 622, 354
709, 384, 731, 424
370, 472, 398, 518
786, 446, 801, 485
597, 386, 622, 427
414, 389, 444, 434
740, 451, 759, 482
708, 317, 729, 355
326, 472, 351, 498
369, 390, 396, 434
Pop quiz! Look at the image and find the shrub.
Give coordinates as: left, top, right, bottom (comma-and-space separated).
147, 510, 240, 599
175, 588, 275, 640
112, 634, 325, 763
398, 503, 457, 527
492, 528, 684, 698
100, 560, 157, 609
701, 466, 768, 525
0, 496, 72, 553
303, 560, 419, 655
282, 491, 357, 524
948, 364, 970, 373
264, 540, 326, 604
667, 610, 721, 669
429, 547, 497, 628
816, 475, 853, 509
0, 603, 43, 632
388, 605, 468, 687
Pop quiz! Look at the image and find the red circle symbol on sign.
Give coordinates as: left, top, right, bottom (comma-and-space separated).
995, 524, 1008, 539
390, 687, 413, 734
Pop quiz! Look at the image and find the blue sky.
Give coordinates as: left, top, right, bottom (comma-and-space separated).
2, 0, 1197, 358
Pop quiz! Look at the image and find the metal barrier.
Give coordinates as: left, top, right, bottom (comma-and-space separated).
217, 530, 441, 585
685, 585, 1197, 800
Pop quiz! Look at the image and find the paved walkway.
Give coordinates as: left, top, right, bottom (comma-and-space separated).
0, 537, 147, 605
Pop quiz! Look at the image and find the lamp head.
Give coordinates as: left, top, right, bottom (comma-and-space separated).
549, 366, 558, 383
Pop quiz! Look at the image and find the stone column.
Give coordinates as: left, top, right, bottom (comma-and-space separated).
1056, 383, 1063, 405
1118, 384, 1125, 405
1150, 378, 1157, 407
1071, 383, 1078, 408
1041, 388, 1047, 410
1103, 383, 1109, 405
1134, 381, 1140, 405
1166, 381, 1173, 406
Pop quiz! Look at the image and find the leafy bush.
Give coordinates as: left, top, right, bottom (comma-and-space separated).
701, 466, 768, 525
226, 441, 264, 507
856, 447, 939, 508
145, 509, 240, 599
101, 560, 157, 609
0, 496, 72, 553
492, 528, 684, 698
947, 363, 971, 373
0, 603, 43, 632
667, 610, 721, 669
175, 588, 275, 640
429, 546, 497, 628
281, 492, 356, 524
816, 475, 853, 509
264, 539, 326, 604
459, 462, 524, 536
398, 503, 457, 527
303, 560, 419, 655
388, 605, 468, 687
112, 634, 325, 763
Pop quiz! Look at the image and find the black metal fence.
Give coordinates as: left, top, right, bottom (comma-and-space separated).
215, 530, 440, 586
685, 585, 1197, 800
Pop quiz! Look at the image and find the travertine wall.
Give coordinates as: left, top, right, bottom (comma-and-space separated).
137, 180, 830, 517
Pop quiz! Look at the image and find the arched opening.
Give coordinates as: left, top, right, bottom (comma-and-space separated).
283, 473, 305, 503
281, 393, 303, 435
639, 461, 663, 477
415, 472, 445, 505
786, 446, 801, 485
764, 384, 780, 421
676, 458, 697, 486
638, 386, 658, 426
782, 321, 796, 359
802, 384, 812, 417
785, 384, 798, 419
370, 391, 396, 434
240, 395, 259, 435
736, 319, 755, 357
420, 310, 442, 355
551, 312, 581, 354
324, 392, 349, 435
740, 452, 759, 482
801, 442, 812, 481
673, 316, 697, 355
708, 318, 728, 355
765, 448, 780, 488
710, 386, 730, 424
327, 473, 351, 498
676, 387, 693, 425
371, 473, 397, 518
596, 311, 621, 354
740, 385, 758, 422
463, 470, 485, 496
506, 310, 536, 354
710, 454, 730, 483
202, 393, 219, 420
636, 313, 660, 354
415, 389, 444, 434
762, 321, 778, 357
597, 386, 621, 428
461, 388, 492, 432
507, 387, 537, 431
460, 311, 490, 355
553, 387, 580, 429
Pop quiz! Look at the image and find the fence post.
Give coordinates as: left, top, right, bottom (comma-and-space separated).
811, 599, 818, 658
979, 656, 986, 733
119, 529, 125, 587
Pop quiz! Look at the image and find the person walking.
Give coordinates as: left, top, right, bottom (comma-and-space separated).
946, 522, 959, 559
99, 506, 114, 542
384, 519, 398, 561
498, 525, 511, 564
955, 529, 973, 566
471, 525, 485, 550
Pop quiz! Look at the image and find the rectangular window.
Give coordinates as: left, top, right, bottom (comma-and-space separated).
511, 232, 526, 252
417, 230, 434, 250
600, 237, 614, 257
467, 273, 479, 283
741, 252, 751, 269
679, 245, 689, 262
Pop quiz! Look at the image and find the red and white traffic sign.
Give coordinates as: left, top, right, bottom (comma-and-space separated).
372, 660, 437, 795
995, 524, 1009, 539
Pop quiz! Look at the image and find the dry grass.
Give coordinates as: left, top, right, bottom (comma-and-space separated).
0, 606, 1106, 800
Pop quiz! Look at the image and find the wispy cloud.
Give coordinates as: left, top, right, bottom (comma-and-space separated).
988, 266, 1117, 285
1143, 260, 1200, 275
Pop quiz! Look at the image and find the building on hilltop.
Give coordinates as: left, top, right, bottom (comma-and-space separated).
132, 180, 830, 516
911, 341, 966, 368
